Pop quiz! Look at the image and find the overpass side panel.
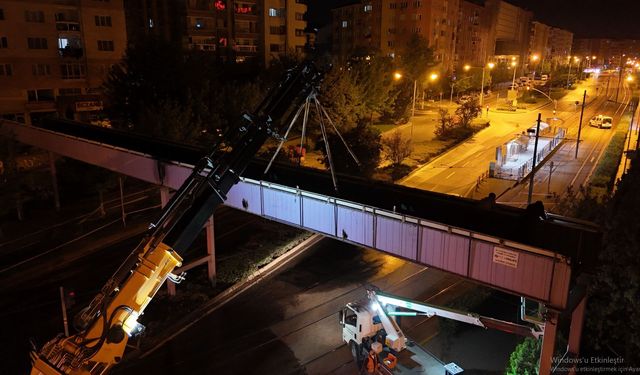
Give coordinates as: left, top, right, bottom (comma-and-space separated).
375, 214, 419, 261
302, 195, 337, 236
469, 241, 554, 301
336, 205, 374, 247
419, 228, 469, 277
262, 186, 301, 226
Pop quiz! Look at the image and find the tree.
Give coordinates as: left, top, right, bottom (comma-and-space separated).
435, 108, 454, 138
505, 338, 541, 375
455, 98, 482, 128
319, 124, 382, 178
103, 36, 269, 145
318, 65, 366, 131
398, 34, 434, 83
382, 131, 413, 167
583, 152, 640, 364
352, 56, 398, 121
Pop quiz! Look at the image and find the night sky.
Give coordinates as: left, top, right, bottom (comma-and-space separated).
307, 0, 640, 39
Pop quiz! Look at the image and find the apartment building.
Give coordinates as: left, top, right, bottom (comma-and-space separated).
263, 0, 307, 64
529, 21, 550, 60
547, 27, 572, 68
0, 0, 126, 125
124, 0, 185, 46
455, 0, 489, 68
331, 1, 378, 60
175, 0, 306, 65
484, 0, 532, 64
382, 0, 460, 72
572, 38, 640, 67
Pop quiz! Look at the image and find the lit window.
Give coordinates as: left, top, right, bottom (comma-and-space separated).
364, 4, 372, 12
342, 21, 348, 28
269, 8, 277, 17
149, 18, 154, 28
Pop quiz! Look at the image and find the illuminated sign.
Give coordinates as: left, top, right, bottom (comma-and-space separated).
235, 5, 253, 14
214, 0, 225, 11
75, 101, 103, 112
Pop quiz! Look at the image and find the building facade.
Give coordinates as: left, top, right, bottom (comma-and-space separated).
547, 27, 572, 69
0, 0, 127, 125
455, 0, 489, 68
529, 21, 550, 60
263, 0, 307, 64
179, 0, 306, 65
331, 1, 378, 60
484, 0, 532, 64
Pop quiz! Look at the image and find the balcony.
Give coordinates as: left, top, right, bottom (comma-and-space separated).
235, 45, 257, 53
56, 21, 81, 32
58, 46, 84, 59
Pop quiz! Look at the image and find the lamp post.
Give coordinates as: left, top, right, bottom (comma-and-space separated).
567, 56, 579, 89
480, 62, 495, 107
511, 61, 518, 87
526, 86, 558, 114
531, 54, 540, 77
450, 74, 473, 103
395, 71, 438, 138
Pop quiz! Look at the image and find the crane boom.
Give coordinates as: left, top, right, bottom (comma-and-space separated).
30, 61, 324, 375
372, 290, 543, 339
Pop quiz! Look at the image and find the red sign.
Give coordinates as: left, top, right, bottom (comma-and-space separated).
214, 0, 225, 11
235, 5, 253, 14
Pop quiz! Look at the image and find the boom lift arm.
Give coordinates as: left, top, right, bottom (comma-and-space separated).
369, 290, 544, 342
30, 62, 323, 375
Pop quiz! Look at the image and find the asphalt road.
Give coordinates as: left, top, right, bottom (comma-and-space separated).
400, 75, 633, 202
112, 238, 476, 375
497, 74, 634, 208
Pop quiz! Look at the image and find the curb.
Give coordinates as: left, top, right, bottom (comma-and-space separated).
137, 233, 324, 359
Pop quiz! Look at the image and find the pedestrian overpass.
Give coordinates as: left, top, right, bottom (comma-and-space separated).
1, 119, 600, 374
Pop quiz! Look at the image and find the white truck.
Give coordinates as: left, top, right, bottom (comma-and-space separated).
340, 289, 544, 374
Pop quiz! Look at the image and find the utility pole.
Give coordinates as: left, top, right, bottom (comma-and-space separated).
547, 161, 554, 197
575, 90, 587, 159
615, 56, 624, 103
623, 103, 636, 171
411, 79, 417, 138
527, 113, 542, 205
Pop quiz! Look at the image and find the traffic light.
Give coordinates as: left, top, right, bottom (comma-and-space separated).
65, 290, 76, 308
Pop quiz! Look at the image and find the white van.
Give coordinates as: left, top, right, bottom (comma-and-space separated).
526, 121, 550, 136
589, 115, 613, 129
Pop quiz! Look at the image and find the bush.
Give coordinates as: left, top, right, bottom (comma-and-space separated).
590, 117, 629, 190
506, 338, 541, 375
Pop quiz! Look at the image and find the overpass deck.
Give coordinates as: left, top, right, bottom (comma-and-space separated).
1, 119, 601, 310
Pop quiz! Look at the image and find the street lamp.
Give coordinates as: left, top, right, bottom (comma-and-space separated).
449, 75, 473, 103
567, 56, 579, 89
511, 61, 518, 87
531, 54, 540, 77
526, 86, 558, 114
480, 62, 494, 106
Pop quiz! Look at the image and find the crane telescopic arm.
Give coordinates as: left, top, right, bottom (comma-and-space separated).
30, 61, 323, 375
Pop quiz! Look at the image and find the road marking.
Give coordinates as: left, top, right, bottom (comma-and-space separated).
445, 171, 456, 179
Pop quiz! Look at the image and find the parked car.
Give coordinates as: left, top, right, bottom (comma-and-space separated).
589, 115, 613, 129
457, 95, 473, 104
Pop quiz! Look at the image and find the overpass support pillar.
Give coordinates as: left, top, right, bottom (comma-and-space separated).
567, 295, 587, 375
205, 215, 216, 287
539, 311, 558, 375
